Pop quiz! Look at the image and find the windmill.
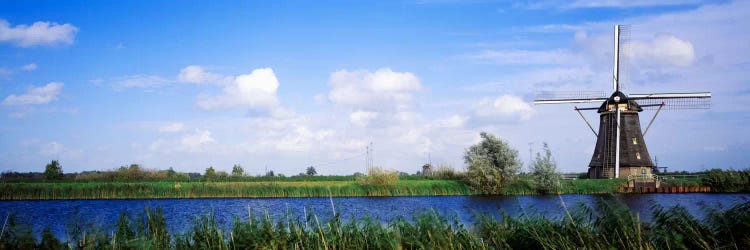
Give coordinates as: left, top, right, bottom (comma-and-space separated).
534, 25, 711, 179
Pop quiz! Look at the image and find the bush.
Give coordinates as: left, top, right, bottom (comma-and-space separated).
530, 143, 561, 194
43, 160, 63, 181
703, 169, 750, 192
432, 165, 464, 180
464, 132, 522, 194
357, 167, 399, 186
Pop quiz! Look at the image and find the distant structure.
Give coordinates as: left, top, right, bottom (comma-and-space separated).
534, 25, 711, 179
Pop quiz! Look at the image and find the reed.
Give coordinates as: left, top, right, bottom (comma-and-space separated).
0, 180, 474, 200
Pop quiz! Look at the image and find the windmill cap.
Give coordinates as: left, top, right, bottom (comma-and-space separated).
598, 91, 643, 113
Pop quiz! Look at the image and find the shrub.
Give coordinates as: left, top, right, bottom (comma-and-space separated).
530, 143, 561, 194
43, 160, 63, 181
357, 167, 399, 186
464, 132, 522, 194
432, 165, 463, 180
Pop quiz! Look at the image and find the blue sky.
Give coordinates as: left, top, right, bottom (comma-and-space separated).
0, 0, 747, 175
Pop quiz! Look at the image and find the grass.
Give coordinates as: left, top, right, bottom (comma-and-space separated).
502, 178, 626, 195
2, 197, 749, 249
0, 180, 474, 200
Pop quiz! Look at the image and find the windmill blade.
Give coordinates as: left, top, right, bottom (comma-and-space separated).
630, 92, 711, 110
534, 91, 608, 104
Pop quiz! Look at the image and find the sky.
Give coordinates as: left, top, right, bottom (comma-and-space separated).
0, 0, 748, 176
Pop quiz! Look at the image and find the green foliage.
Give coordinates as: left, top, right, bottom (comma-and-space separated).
357, 167, 399, 186
204, 166, 217, 179
530, 143, 561, 194
703, 168, 750, 192
464, 132, 521, 194
38, 227, 62, 250
306, 166, 318, 176
43, 160, 63, 181
231, 164, 244, 177
0, 180, 474, 199
432, 165, 464, 180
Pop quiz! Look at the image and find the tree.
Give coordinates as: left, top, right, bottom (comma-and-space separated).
265, 170, 275, 177
43, 160, 63, 181
464, 132, 521, 194
306, 166, 317, 176
531, 143, 561, 194
204, 167, 216, 179
232, 164, 244, 177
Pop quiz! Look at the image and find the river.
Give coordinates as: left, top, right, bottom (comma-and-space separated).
1, 193, 748, 240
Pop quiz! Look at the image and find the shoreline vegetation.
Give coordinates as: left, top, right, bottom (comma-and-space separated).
1, 198, 749, 249
0, 176, 734, 200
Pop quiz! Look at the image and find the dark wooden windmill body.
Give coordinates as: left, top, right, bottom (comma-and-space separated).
534, 25, 711, 179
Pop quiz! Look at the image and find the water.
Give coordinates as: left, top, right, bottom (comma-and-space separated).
1, 193, 748, 240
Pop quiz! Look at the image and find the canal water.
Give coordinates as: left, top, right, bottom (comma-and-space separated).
1, 193, 748, 240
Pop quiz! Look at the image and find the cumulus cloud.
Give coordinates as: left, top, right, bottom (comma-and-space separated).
21, 63, 37, 71
0, 19, 79, 47
631, 35, 695, 66
197, 68, 280, 110
159, 123, 185, 133
437, 115, 468, 128
328, 68, 422, 112
474, 95, 535, 122
180, 130, 216, 152
177, 65, 229, 84
2, 82, 63, 106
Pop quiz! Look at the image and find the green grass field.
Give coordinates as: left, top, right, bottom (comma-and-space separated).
0, 180, 475, 200
0, 178, 634, 200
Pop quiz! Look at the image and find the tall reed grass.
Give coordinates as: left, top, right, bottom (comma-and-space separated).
0, 180, 473, 200
1, 197, 748, 249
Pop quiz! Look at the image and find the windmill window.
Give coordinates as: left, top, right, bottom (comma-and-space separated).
633, 138, 638, 144
636, 152, 641, 160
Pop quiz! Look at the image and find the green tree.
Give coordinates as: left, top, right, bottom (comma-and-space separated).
232, 164, 244, 177
265, 170, 275, 177
204, 167, 216, 179
464, 132, 521, 194
43, 160, 63, 181
531, 143, 561, 194
306, 166, 317, 176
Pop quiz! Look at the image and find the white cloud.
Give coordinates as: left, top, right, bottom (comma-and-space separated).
349, 110, 379, 127
437, 115, 468, 128
20, 63, 37, 71
474, 95, 535, 122
0, 67, 10, 75
177, 65, 229, 84
0, 19, 78, 47
112, 75, 173, 89
328, 68, 422, 112
631, 35, 695, 66
197, 68, 280, 110
2, 82, 63, 106
180, 130, 216, 152
159, 123, 185, 133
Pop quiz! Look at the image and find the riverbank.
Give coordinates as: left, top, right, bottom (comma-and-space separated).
0, 178, 674, 200
0, 180, 474, 200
